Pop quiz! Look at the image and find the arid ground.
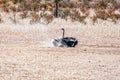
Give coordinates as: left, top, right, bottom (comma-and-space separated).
0, 19, 120, 80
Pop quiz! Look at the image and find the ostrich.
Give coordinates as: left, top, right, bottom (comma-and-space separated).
52, 28, 78, 47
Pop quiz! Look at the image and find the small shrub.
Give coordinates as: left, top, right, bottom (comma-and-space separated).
44, 14, 53, 24
9, 6, 18, 23
95, 8, 108, 20
0, 14, 4, 23
115, 14, 120, 19
19, 11, 28, 19
30, 12, 40, 24
70, 9, 87, 24
91, 16, 98, 24
97, 0, 108, 8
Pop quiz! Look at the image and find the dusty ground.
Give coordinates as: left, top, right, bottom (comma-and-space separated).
0, 44, 120, 80
0, 19, 120, 80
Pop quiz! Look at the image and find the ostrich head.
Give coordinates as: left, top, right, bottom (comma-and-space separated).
61, 28, 65, 38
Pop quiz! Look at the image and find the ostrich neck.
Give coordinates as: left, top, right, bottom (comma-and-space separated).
62, 29, 65, 38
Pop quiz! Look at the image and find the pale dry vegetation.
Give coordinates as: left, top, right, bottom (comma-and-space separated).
0, 0, 120, 24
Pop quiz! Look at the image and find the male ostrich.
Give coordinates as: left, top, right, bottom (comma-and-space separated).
52, 28, 78, 47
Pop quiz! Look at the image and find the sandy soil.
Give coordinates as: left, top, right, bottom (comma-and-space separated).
0, 19, 120, 80
0, 44, 120, 80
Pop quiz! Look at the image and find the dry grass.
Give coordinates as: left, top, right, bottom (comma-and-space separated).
0, 14, 4, 23
19, 11, 29, 19
0, 0, 119, 24
30, 12, 41, 24
44, 14, 54, 24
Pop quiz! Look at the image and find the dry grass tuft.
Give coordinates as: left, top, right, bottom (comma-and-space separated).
43, 14, 54, 24
19, 11, 28, 19
30, 12, 41, 24
0, 14, 4, 23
